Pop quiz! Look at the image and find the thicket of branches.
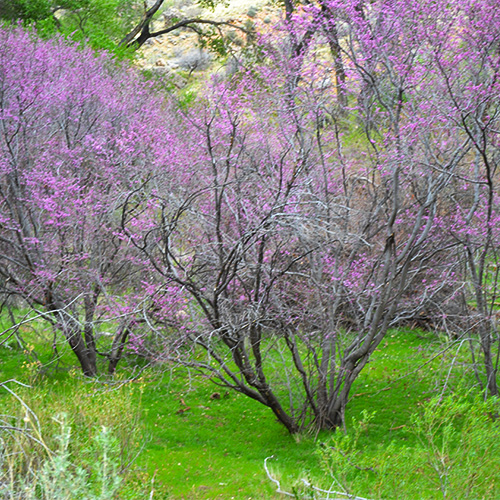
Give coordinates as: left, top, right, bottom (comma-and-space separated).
0, 0, 499, 432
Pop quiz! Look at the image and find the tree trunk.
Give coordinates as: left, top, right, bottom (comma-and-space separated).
65, 326, 97, 377
470, 256, 499, 397
48, 296, 98, 377
108, 323, 131, 375
320, 7, 347, 108
84, 295, 98, 374
478, 318, 499, 397
262, 388, 300, 434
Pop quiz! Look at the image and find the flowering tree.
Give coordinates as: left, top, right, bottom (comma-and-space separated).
0, 27, 175, 375
2, 0, 499, 431
425, 0, 500, 396
121, 0, 500, 432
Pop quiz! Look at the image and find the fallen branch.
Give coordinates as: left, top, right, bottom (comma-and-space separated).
264, 456, 295, 497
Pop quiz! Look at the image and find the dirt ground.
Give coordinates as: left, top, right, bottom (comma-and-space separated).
137, 0, 280, 84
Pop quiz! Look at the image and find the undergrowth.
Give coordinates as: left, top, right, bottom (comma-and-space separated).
0, 324, 497, 499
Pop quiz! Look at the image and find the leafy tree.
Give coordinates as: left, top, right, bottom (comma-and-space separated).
53, 0, 138, 54
0, 0, 250, 58
117, 0, 250, 52
0, 0, 138, 57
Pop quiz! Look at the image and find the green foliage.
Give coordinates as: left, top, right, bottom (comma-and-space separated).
176, 88, 198, 111
316, 393, 500, 499
0, 376, 151, 499
55, 0, 137, 57
1, 413, 123, 499
205, 33, 228, 57
408, 393, 500, 498
0, 0, 52, 22
318, 410, 377, 497
246, 6, 258, 18
0, 0, 138, 58
18, 415, 122, 500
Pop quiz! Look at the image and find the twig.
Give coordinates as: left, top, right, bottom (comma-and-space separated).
264, 456, 375, 500
264, 456, 295, 497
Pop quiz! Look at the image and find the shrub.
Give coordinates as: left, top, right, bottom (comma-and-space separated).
177, 48, 212, 73
0, 379, 151, 499
316, 393, 500, 499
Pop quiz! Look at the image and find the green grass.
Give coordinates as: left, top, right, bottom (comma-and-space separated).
129, 365, 321, 498
347, 328, 477, 449
0, 323, 496, 499
350, 329, 445, 442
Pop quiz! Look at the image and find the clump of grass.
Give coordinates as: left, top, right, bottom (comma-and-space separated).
0, 376, 157, 499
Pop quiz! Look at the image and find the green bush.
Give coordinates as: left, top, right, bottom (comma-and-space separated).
316, 393, 500, 499
1, 414, 123, 499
